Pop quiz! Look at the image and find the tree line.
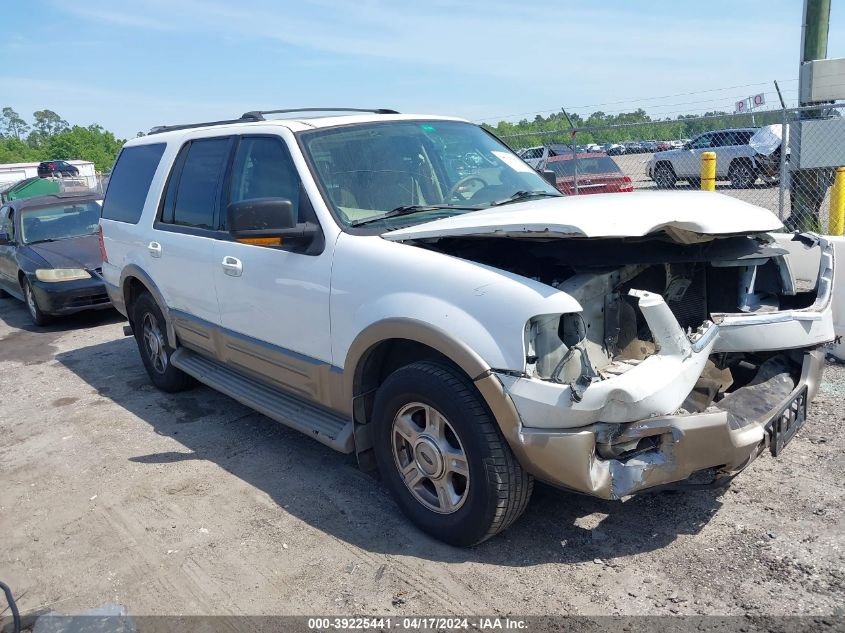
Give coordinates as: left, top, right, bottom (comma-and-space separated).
484, 107, 784, 149
0, 107, 124, 172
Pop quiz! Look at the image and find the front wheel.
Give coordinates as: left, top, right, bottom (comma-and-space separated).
22, 278, 53, 326
132, 293, 194, 393
729, 161, 757, 189
372, 361, 533, 546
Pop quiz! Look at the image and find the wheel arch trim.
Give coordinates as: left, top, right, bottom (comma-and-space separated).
119, 265, 176, 346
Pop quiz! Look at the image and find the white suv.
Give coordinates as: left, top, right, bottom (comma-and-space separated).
647, 127, 782, 189
100, 108, 836, 546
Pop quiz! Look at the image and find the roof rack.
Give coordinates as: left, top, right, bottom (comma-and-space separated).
240, 108, 399, 120
148, 108, 399, 135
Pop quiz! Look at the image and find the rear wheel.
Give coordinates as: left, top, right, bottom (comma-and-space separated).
372, 361, 533, 546
22, 278, 53, 326
729, 161, 757, 189
653, 164, 676, 189
132, 293, 194, 393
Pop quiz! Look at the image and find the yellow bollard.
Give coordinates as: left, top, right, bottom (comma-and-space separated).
829, 166, 845, 236
701, 151, 716, 191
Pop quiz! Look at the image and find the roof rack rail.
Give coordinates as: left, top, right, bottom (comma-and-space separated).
148, 113, 262, 135
148, 108, 399, 135
240, 107, 399, 120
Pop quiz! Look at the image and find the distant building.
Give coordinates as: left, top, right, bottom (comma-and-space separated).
0, 160, 98, 189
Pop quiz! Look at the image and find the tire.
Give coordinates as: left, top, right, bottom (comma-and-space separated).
22, 278, 53, 326
0, 287, 10, 298
372, 361, 533, 546
729, 161, 756, 189
132, 292, 194, 393
653, 163, 676, 189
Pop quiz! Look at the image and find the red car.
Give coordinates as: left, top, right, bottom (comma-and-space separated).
545, 153, 633, 195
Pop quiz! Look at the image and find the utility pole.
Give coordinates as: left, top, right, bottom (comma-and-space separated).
790, 0, 832, 230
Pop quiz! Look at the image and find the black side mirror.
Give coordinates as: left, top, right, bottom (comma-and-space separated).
541, 169, 557, 187
227, 197, 318, 244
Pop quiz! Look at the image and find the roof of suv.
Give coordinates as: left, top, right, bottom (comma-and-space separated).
127, 113, 468, 147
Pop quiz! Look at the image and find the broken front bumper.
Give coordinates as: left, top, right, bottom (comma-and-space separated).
478, 349, 823, 499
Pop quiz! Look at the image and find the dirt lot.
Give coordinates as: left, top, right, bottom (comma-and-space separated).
1, 297, 844, 618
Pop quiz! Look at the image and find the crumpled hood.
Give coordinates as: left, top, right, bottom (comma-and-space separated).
382, 191, 784, 242
749, 124, 784, 156
25, 234, 102, 270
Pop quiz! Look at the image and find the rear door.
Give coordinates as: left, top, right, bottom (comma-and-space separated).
676, 133, 714, 178
147, 136, 234, 334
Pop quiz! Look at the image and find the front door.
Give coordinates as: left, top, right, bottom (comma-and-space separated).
0, 205, 18, 294
212, 134, 334, 402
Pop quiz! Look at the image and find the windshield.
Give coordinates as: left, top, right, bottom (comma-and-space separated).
300, 120, 560, 228
546, 157, 622, 178
20, 200, 102, 244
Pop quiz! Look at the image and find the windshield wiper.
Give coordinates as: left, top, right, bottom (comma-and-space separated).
351, 204, 478, 228
489, 190, 561, 207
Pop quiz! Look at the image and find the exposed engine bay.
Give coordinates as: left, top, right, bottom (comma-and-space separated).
417, 231, 826, 415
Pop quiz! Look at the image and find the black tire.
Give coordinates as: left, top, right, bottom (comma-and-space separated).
729, 161, 756, 189
372, 361, 533, 546
21, 278, 53, 326
132, 292, 194, 393
0, 287, 10, 298
653, 163, 676, 189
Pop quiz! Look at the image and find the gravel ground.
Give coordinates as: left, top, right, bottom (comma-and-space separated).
1, 297, 844, 619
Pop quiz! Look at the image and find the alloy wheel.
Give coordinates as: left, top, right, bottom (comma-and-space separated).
141, 311, 168, 374
391, 402, 470, 514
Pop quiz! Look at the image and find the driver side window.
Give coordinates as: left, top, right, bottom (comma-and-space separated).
228, 136, 301, 224
0, 206, 14, 241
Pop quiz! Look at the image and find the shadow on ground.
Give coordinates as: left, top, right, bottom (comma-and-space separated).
0, 299, 124, 364
55, 335, 726, 565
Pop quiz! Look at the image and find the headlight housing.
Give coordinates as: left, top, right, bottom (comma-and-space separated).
35, 268, 91, 282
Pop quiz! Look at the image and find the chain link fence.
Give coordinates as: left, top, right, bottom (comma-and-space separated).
498, 103, 845, 233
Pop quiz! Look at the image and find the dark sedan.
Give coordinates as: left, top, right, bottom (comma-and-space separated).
0, 193, 111, 325
37, 160, 80, 178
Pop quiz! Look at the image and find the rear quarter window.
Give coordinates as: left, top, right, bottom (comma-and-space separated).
101, 143, 167, 223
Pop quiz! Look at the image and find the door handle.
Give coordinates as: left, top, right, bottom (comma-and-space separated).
148, 241, 162, 258
221, 256, 243, 277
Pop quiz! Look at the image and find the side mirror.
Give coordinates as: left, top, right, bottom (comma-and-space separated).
541, 169, 557, 187
227, 197, 318, 245
0, 232, 10, 245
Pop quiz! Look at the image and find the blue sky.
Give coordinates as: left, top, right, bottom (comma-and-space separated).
2, 0, 844, 139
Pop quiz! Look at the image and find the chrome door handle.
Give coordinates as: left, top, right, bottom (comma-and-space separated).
147, 241, 162, 258
221, 256, 243, 277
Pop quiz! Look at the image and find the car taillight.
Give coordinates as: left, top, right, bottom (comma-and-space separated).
619, 176, 634, 192
97, 225, 108, 263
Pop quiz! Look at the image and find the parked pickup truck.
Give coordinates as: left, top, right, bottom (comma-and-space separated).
100, 108, 836, 546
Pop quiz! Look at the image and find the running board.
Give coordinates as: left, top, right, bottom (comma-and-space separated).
170, 348, 354, 453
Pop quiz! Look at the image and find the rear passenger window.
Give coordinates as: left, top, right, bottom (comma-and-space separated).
170, 138, 231, 229
228, 136, 301, 222
101, 143, 166, 223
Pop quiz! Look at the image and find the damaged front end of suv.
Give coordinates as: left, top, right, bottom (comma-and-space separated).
386, 192, 835, 499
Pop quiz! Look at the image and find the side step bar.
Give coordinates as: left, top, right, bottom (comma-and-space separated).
171, 348, 354, 453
